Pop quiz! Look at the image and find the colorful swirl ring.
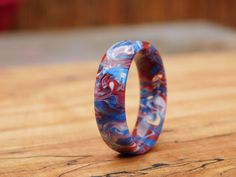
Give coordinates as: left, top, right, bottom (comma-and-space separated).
94, 40, 167, 155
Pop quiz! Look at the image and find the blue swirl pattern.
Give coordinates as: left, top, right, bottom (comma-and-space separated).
94, 40, 167, 155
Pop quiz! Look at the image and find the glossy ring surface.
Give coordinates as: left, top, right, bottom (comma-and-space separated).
94, 40, 167, 155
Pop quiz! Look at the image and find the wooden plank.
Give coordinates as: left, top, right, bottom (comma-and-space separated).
17, 0, 236, 30
0, 51, 235, 176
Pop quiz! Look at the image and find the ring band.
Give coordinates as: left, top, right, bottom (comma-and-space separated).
94, 40, 167, 155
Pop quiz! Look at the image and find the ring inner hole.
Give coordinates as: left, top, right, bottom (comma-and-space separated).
125, 55, 140, 132
131, 52, 161, 142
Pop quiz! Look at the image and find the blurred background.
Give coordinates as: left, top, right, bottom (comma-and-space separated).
0, 0, 236, 67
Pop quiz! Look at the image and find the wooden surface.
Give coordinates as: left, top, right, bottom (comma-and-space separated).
17, 0, 236, 30
0, 51, 236, 177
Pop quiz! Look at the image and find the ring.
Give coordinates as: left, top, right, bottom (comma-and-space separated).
94, 40, 167, 155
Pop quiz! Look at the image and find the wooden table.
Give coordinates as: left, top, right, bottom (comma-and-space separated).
0, 51, 235, 177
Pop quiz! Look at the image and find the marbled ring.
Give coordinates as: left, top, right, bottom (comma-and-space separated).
94, 40, 167, 155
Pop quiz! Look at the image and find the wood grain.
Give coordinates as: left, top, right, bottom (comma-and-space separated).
17, 0, 236, 30
0, 51, 236, 176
